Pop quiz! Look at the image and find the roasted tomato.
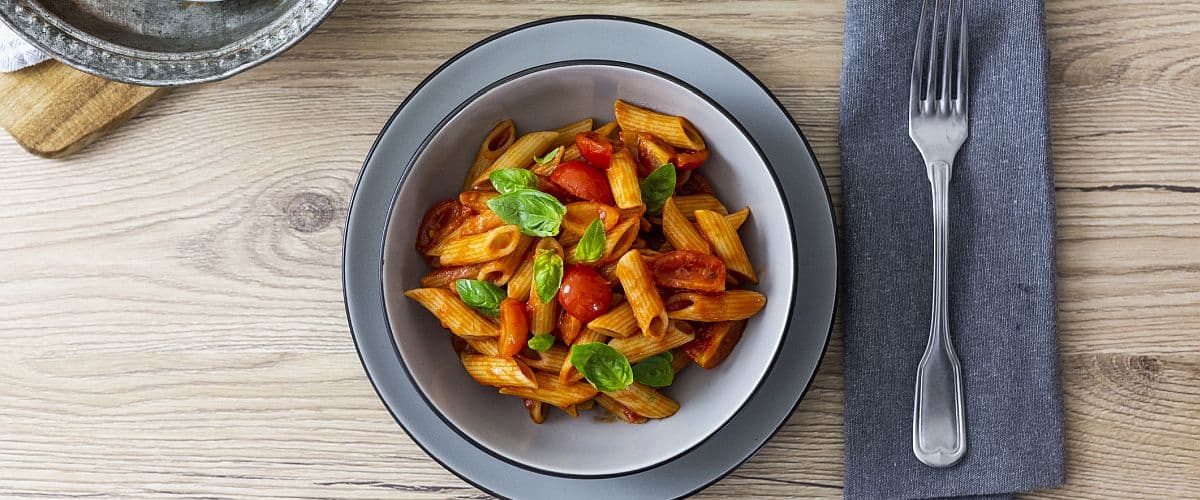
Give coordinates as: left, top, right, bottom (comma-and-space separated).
676, 171, 716, 196
549, 160, 615, 205
636, 133, 677, 176
673, 149, 709, 171
558, 264, 613, 322
575, 132, 615, 169
416, 199, 473, 254
651, 250, 726, 292
498, 298, 530, 357
682, 320, 746, 369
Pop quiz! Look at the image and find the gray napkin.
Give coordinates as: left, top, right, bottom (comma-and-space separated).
838, 1, 1065, 499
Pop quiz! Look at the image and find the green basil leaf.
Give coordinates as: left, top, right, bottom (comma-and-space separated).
454, 279, 505, 318
573, 218, 606, 263
489, 168, 540, 195
534, 148, 559, 165
527, 333, 556, 352
639, 163, 677, 215
533, 248, 564, 306
487, 189, 567, 237
632, 351, 675, 387
570, 342, 633, 392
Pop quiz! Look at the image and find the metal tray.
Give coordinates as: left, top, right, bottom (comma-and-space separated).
0, 0, 341, 86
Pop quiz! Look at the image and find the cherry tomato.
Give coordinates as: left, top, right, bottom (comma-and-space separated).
676, 171, 716, 196
549, 160, 615, 205
416, 199, 473, 254
651, 250, 726, 292
498, 298, 530, 357
575, 132, 615, 169
557, 264, 613, 322
636, 134, 676, 176
538, 177, 575, 204
673, 149, 709, 171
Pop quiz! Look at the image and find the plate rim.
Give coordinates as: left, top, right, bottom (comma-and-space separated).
343, 14, 839, 498
377, 58, 800, 478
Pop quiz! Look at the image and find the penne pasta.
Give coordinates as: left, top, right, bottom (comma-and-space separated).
674, 194, 728, 217
500, 372, 598, 408
506, 251, 536, 301
404, 288, 500, 338
461, 354, 538, 389
471, 130, 559, 189
598, 216, 641, 265
461, 210, 506, 236
587, 302, 639, 338
694, 210, 757, 283
463, 120, 516, 191
614, 250, 668, 338
593, 120, 620, 140
477, 234, 534, 284
614, 100, 705, 150
524, 399, 546, 424
527, 238, 564, 335
529, 145, 565, 176
681, 320, 747, 369
559, 312, 584, 346
459, 190, 499, 213
438, 225, 522, 266
637, 133, 676, 172
553, 118, 593, 147
664, 290, 767, 322
465, 337, 500, 356
562, 144, 582, 162
420, 264, 482, 288
670, 347, 691, 373
661, 197, 712, 254
607, 149, 643, 209
594, 393, 648, 424
604, 382, 679, 419
725, 207, 750, 230
607, 322, 695, 363
520, 344, 568, 372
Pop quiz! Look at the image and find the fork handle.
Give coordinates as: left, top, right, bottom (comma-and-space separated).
913, 159, 967, 468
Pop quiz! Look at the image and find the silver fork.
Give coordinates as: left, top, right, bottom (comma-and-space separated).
909, 0, 969, 468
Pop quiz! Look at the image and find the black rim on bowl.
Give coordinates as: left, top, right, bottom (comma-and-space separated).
343, 15, 839, 498
376, 59, 797, 479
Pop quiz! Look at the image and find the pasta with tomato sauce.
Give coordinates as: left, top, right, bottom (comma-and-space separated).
403, 99, 767, 424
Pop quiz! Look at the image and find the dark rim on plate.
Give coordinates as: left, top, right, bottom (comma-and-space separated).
343, 15, 839, 498
376, 58, 797, 479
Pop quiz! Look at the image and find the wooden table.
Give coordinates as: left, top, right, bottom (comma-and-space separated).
1, 1, 1196, 497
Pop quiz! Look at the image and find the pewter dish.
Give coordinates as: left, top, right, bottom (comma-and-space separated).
381, 61, 792, 477
345, 16, 837, 499
0, 0, 341, 85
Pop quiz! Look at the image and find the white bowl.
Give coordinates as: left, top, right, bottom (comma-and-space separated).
380, 61, 795, 477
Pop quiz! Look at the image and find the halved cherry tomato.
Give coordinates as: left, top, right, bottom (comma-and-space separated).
673, 149, 709, 171
498, 298, 530, 357
651, 250, 726, 292
575, 132, 615, 169
636, 133, 676, 176
558, 264, 613, 322
416, 199, 473, 254
538, 177, 575, 204
549, 160, 615, 205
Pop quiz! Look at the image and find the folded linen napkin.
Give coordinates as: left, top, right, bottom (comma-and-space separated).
0, 22, 47, 72
839, 1, 1065, 498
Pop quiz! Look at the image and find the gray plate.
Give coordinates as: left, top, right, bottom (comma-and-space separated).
0, 0, 340, 86
344, 16, 838, 499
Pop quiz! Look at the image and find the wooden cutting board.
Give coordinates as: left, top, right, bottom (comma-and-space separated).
0, 61, 166, 159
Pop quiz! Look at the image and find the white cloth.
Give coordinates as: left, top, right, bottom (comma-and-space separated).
0, 22, 48, 72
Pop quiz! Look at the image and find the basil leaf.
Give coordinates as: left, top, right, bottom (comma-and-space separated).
534, 148, 559, 165
527, 333, 556, 352
632, 351, 675, 387
489, 168, 540, 194
573, 218, 606, 263
533, 248, 564, 306
570, 342, 633, 392
454, 279, 505, 318
487, 189, 567, 237
639, 163, 677, 214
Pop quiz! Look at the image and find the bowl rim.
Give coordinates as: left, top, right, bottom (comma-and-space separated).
377, 59, 799, 478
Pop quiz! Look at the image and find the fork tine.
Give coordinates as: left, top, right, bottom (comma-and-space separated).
940, 0, 955, 109
924, 0, 942, 104
956, 0, 969, 113
910, 0, 932, 115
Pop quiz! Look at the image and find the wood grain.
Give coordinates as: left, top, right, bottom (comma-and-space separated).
0, 61, 166, 158
0, 0, 1197, 497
